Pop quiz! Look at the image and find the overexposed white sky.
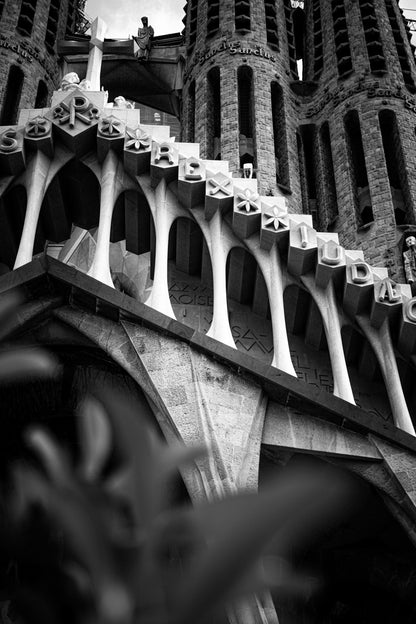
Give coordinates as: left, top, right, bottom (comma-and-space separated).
85, 0, 416, 40
85, 0, 185, 38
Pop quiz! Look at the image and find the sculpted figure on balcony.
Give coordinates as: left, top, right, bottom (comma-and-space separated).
135, 17, 154, 61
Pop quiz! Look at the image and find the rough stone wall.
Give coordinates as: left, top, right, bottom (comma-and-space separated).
0, 0, 76, 118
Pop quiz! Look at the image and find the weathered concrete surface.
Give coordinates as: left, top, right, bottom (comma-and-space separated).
54, 307, 267, 499
263, 402, 382, 460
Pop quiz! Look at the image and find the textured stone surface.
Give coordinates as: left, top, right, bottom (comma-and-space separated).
263, 403, 382, 460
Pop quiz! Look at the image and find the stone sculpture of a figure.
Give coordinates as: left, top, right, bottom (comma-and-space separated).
135, 16, 154, 61
403, 235, 416, 286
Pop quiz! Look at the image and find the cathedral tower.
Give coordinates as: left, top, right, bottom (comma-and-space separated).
182, 0, 416, 279
0, 0, 86, 124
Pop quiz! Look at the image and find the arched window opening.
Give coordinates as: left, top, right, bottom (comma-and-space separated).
359, 0, 386, 74
344, 110, 373, 228
45, 0, 60, 53
238, 66, 255, 170
385, 0, 416, 92
187, 81, 196, 144
264, 0, 279, 51
235, 0, 250, 33
34, 80, 48, 109
331, 0, 353, 78
309, 0, 323, 80
293, 7, 305, 65
271, 82, 290, 191
16, 0, 37, 36
0, 186, 27, 269
320, 121, 338, 228
379, 109, 413, 226
0, 65, 24, 125
296, 132, 309, 215
207, 68, 221, 160
299, 124, 319, 229
207, 0, 219, 38
283, 0, 298, 79
187, 0, 198, 51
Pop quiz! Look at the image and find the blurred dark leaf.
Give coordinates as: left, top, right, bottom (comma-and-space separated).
0, 350, 59, 384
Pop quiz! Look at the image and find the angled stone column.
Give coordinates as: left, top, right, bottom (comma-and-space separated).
14, 151, 51, 269
139, 176, 189, 318
88, 151, 126, 286
247, 238, 295, 375
357, 315, 415, 435
206, 210, 236, 348
302, 274, 355, 404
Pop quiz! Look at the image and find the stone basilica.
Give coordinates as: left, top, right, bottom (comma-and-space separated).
2, 0, 416, 621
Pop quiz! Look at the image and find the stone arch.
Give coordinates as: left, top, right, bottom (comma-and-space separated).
226, 245, 273, 362
167, 215, 213, 332
109, 188, 155, 302
284, 283, 333, 393
258, 449, 416, 623
341, 324, 392, 422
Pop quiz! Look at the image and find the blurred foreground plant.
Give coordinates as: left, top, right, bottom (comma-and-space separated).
0, 294, 354, 624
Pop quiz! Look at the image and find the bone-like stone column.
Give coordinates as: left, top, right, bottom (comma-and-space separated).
14, 151, 51, 269
206, 210, 236, 348
88, 151, 123, 287
302, 276, 355, 404
357, 316, 415, 435
143, 179, 176, 318
86, 17, 107, 91
247, 239, 295, 376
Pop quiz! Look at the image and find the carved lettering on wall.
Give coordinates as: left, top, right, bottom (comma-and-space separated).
185, 40, 276, 78
304, 80, 416, 118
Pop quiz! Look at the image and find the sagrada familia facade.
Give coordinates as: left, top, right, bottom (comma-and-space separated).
1, 0, 416, 621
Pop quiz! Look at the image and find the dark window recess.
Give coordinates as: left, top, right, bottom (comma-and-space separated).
271, 82, 290, 191
187, 0, 198, 51
359, 0, 386, 74
207, 0, 219, 37
385, 0, 416, 93
207, 68, 221, 160
66, 0, 76, 34
283, 0, 298, 79
379, 110, 414, 226
320, 122, 338, 227
300, 124, 319, 228
297, 132, 309, 216
311, 0, 323, 79
34, 80, 48, 108
293, 7, 305, 61
238, 65, 255, 169
264, 0, 279, 51
235, 0, 250, 33
344, 110, 373, 228
45, 0, 59, 53
16, 0, 38, 36
0, 65, 24, 126
331, 0, 353, 78
0, 0, 5, 20
188, 80, 196, 143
